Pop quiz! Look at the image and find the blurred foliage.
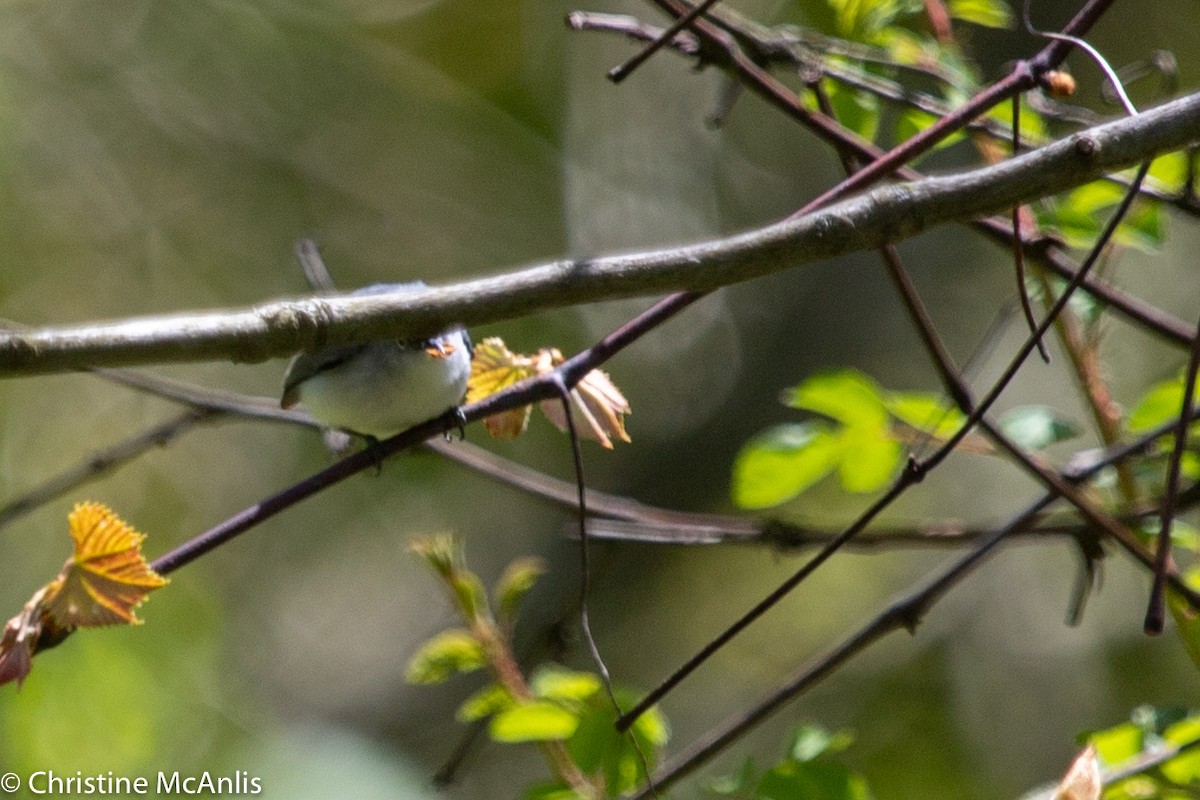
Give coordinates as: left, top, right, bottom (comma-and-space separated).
0, 0, 1199, 798
731, 368, 1082, 508
1085, 707, 1200, 800
707, 724, 874, 800
407, 535, 667, 798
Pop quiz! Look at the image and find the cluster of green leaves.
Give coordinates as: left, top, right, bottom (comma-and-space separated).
1033, 153, 1193, 256
707, 724, 875, 800
801, 0, 1013, 156
807, 0, 1190, 260
1127, 371, 1200, 482
1084, 706, 1200, 799
731, 369, 1078, 509
822, 0, 1011, 49
406, 535, 667, 799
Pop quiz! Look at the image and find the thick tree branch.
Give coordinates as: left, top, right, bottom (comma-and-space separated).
1, 92, 1198, 376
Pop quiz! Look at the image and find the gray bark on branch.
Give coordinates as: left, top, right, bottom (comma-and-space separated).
2, 91, 1199, 376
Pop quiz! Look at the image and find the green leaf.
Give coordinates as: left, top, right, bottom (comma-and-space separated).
530, 666, 601, 704
408, 533, 457, 577
997, 406, 1080, 450
885, 392, 967, 439
948, 0, 1013, 27
1147, 151, 1190, 194
731, 422, 840, 509
1112, 201, 1167, 252
837, 427, 902, 492
404, 629, 485, 685
827, 0, 911, 38
784, 371, 888, 429
451, 570, 489, 621
789, 725, 855, 762
758, 760, 873, 800
489, 701, 580, 743
456, 682, 512, 722
566, 692, 667, 794
1161, 717, 1200, 783
1168, 568, 1200, 673
825, 81, 880, 143
1128, 374, 1200, 433
894, 107, 966, 153
632, 704, 671, 749
523, 783, 585, 800
1087, 721, 1144, 766
1042, 182, 1166, 253
494, 556, 546, 622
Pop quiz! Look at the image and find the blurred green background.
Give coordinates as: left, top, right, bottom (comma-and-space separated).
1, 0, 1198, 797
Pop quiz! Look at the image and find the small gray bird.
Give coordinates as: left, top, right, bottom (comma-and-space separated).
280, 283, 472, 438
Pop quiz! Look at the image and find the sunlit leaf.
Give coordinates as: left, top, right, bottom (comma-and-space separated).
998, 406, 1080, 450
827, 0, 906, 38
1087, 721, 1143, 766
731, 422, 840, 509
457, 682, 512, 722
1168, 568, 1200, 673
1161, 717, 1200, 783
469, 337, 633, 446
0, 503, 166, 688
523, 783, 586, 800
467, 337, 539, 439
837, 427, 902, 492
489, 701, 580, 742
1112, 201, 1167, 252
494, 557, 546, 623
404, 628, 485, 685
1043, 183, 1167, 253
632, 703, 670, 749
1128, 374, 1200, 433
530, 666, 601, 704
758, 760, 873, 800
789, 725, 855, 763
451, 570, 489, 622
948, 0, 1013, 28
783, 370, 888, 429
885, 392, 968, 440
825, 81, 880, 142
43, 503, 169, 629
566, 687, 667, 794
895, 107, 965, 152
1147, 151, 1190, 194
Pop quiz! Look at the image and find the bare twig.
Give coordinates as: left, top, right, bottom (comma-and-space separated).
0, 410, 216, 532
607, 0, 722, 82
1145, 314, 1200, 633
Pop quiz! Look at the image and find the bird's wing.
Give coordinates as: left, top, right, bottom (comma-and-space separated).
280, 345, 367, 409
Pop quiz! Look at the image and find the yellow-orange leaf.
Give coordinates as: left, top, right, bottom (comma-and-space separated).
0, 503, 167, 688
466, 337, 537, 403
467, 337, 538, 439
467, 337, 632, 446
43, 502, 169, 628
536, 349, 632, 449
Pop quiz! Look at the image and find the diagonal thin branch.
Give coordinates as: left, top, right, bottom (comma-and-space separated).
1144, 312, 1200, 633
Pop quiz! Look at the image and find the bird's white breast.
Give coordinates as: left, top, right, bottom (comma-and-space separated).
295, 332, 471, 438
